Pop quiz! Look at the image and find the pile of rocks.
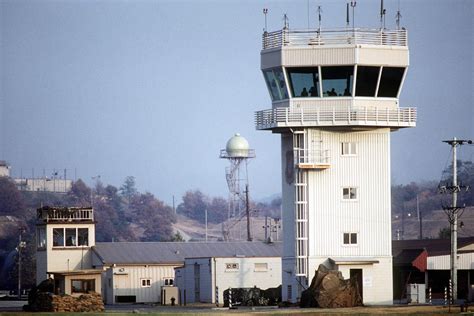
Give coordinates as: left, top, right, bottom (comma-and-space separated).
300, 264, 363, 308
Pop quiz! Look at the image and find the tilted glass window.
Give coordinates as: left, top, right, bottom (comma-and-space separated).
263, 68, 289, 101
78, 228, 89, 246
356, 66, 379, 97
53, 228, 64, 247
378, 67, 405, 97
66, 228, 76, 246
321, 66, 354, 97
287, 67, 320, 97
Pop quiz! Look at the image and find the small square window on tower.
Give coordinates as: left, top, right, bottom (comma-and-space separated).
342, 187, 358, 200
343, 232, 358, 245
342, 142, 357, 156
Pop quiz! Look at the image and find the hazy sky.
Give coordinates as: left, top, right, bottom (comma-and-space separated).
1, 0, 472, 204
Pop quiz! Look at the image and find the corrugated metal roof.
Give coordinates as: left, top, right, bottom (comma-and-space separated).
93, 241, 282, 265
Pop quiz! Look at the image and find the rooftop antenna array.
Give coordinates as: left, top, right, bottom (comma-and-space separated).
219, 133, 255, 241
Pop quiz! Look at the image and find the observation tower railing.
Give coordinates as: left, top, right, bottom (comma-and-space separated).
262, 28, 408, 50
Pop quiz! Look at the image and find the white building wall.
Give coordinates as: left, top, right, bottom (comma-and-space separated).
307, 129, 392, 258
182, 257, 282, 304
0, 165, 10, 177
14, 178, 72, 193
45, 223, 96, 273
428, 253, 474, 270
102, 265, 179, 304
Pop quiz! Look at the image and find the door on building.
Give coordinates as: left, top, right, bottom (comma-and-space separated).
194, 264, 200, 302
350, 269, 363, 302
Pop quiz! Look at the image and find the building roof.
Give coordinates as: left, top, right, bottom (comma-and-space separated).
92, 241, 282, 265
393, 237, 474, 257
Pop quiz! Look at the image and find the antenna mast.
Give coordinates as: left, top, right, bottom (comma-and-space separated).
395, 0, 402, 29
380, 0, 386, 29
263, 8, 268, 33
350, 1, 357, 29
317, 6, 322, 32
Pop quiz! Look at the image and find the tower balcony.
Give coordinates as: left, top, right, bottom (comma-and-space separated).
255, 106, 416, 131
37, 206, 94, 223
295, 148, 330, 170
262, 28, 407, 50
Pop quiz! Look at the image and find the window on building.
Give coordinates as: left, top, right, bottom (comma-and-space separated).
141, 279, 151, 287
321, 66, 354, 97
164, 278, 174, 286
263, 68, 289, 101
377, 67, 405, 97
225, 263, 239, 271
254, 263, 268, 272
287, 67, 320, 97
341, 142, 357, 156
343, 232, 358, 245
71, 279, 95, 293
342, 187, 358, 200
78, 228, 89, 246
355, 66, 379, 97
37, 227, 46, 249
65, 228, 76, 246
53, 228, 64, 247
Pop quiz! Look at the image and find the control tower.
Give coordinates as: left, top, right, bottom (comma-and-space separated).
255, 22, 416, 304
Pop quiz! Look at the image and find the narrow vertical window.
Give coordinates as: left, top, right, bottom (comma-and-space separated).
65, 228, 77, 246
78, 228, 89, 246
53, 228, 64, 247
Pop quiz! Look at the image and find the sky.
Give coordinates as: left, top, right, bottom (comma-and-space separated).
0, 0, 473, 204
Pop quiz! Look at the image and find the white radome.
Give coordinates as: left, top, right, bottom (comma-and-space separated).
226, 133, 250, 157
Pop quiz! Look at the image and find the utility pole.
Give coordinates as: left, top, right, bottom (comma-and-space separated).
441, 137, 472, 302
17, 228, 25, 299
205, 209, 208, 242
245, 184, 252, 241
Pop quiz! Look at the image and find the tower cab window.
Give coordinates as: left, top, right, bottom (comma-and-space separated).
321, 66, 353, 97
263, 68, 289, 101
356, 66, 379, 97
287, 67, 320, 97
378, 67, 405, 97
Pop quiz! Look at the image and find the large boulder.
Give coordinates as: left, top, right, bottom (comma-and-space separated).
300, 264, 363, 308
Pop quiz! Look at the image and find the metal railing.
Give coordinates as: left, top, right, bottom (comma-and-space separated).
37, 207, 94, 222
294, 148, 330, 165
255, 106, 417, 130
262, 28, 408, 50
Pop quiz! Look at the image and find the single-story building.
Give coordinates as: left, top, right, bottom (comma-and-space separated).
91, 241, 282, 304
393, 237, 474, 301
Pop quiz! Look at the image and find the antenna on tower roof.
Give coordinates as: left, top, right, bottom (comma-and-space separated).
350, 1, 357, 29
263, 8, 268, 33
283, 13, 289, 29
317, 5, 322, 31
380, 0, 386, 29
346, 2, 350, 28
395, 0, 402, 29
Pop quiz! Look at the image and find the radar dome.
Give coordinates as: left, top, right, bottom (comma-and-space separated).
226, 133, 250, 158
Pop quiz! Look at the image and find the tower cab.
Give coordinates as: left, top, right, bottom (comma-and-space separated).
255, 26, 416, 304
36, 206, 101, 295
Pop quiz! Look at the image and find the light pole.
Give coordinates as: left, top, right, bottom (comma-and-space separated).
17, 228, 26, 299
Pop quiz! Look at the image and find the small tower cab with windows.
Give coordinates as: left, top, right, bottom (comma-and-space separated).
36, 206, 101, 295
256, 22, 416, 304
